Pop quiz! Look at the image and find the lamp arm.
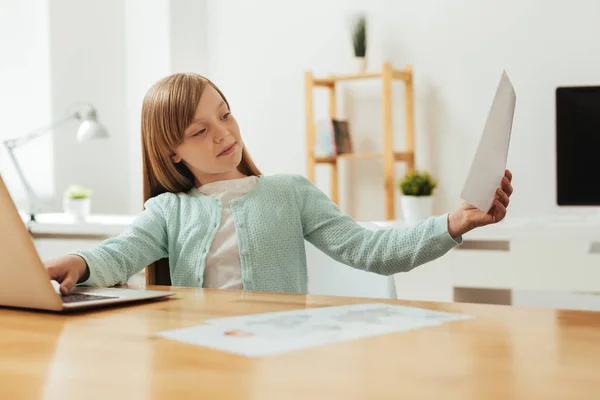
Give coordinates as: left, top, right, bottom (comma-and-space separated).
0, 103, 100, 222
1, 112, 80, 222
2, 115, 76, 150
4, 143, 40, 221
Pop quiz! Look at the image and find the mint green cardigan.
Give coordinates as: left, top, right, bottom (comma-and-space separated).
75, 174, 462, 293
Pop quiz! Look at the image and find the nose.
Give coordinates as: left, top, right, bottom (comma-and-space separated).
213, 125, 228, 144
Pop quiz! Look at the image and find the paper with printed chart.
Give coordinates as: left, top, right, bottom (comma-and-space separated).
155, 303, 472, 357
461, 70, 516, 212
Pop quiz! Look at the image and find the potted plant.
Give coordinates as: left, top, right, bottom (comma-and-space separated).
63, 184, 92, 222
351, 14, 367, 73
398, 171, 437, 225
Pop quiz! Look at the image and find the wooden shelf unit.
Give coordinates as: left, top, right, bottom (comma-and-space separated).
304, 62, 415, 220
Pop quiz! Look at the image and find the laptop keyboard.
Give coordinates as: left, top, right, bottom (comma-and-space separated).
61, 292, 118, 303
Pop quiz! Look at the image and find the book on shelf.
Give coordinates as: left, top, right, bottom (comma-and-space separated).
314, 119, 353, 156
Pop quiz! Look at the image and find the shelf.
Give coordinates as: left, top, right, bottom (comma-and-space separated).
312, 67, 412, 87
305, 62, 415, 220
314, 151, 414, 164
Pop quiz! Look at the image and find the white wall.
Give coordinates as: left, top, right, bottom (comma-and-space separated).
0, 0, 53, 213
170, 0, 209, 75
49, 0, 210, 215
126, 0, 210, 212
204, 0, 600, 221
125, 0, 208, 213
48, 0, 130, 215
5, 0, 600, 221
2, 0, 211, 216
125, 0, 171, 212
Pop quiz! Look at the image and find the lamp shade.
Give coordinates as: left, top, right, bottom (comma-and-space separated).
76, 119, 108, 142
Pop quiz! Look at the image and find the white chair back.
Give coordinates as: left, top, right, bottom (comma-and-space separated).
306, 222, 397, 299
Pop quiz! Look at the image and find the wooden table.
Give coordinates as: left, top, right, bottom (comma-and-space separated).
1, 286, 600, 399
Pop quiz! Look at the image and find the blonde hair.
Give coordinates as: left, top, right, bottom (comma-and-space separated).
140, 73, 261, 285
141, 72, 261, 201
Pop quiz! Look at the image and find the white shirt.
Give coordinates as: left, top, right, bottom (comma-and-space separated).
198, 176, 259, 289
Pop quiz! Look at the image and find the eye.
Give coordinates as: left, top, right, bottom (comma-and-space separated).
191, 128, 206, 137
222, 112, 231, 120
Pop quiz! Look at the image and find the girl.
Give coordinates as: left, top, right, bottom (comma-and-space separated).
45, 72, 514, 295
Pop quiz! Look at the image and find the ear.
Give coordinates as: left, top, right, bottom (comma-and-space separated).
171, 152, 182, 163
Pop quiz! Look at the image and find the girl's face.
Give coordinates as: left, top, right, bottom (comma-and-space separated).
171, 84, 244, 185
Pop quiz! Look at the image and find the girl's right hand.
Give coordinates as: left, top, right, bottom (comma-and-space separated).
44, 255, 89, 294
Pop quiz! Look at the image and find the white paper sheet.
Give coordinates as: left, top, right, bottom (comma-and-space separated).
155, 303, 472, 357
461, 70, 516, 212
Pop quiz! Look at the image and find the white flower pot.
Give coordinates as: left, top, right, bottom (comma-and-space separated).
400, 195, 433, 226
63, 198, 91, 222
353, 56, 367, 73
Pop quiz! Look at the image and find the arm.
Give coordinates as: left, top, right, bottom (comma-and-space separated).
71, 195, 170, 287
292, 175, 462, 276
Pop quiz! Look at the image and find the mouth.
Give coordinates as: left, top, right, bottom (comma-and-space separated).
217, 142, 236, 157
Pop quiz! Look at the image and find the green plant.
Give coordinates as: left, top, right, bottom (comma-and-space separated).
398, 171, 437, 196
351, 15, 366, 57
64, 184, 92, 200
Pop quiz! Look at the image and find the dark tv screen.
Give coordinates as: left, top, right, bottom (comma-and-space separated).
556, 86, 600, 205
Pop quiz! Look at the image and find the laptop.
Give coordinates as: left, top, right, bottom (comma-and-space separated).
0, 175, 175, 312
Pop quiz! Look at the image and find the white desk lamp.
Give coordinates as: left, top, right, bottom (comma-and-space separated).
2, 103, 109, 222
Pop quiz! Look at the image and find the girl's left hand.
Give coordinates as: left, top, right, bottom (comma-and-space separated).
448, 169, 513, 237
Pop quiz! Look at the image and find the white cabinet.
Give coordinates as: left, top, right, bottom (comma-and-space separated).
27, 213, 145, 286
33, 237, 147, 286
33, 239, 103, 261
24, 212, 600, 310
392, 217, 600, 310
451, 225, 600, 294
